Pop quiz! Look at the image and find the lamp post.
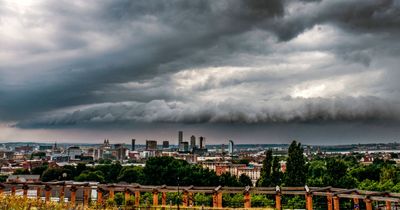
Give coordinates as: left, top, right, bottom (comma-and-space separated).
177, 176, 180, 210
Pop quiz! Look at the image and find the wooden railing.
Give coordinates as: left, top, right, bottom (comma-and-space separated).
1, 181, 399, 209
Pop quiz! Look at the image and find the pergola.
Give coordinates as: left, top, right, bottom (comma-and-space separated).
1, 181, 399, 209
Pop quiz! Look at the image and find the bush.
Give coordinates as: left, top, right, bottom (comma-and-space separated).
114, 192, 124, 206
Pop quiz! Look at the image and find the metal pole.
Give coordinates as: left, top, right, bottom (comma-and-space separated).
177, 176, 180, 210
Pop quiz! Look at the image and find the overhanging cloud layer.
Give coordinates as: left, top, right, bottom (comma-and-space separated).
1, 0, 400, 142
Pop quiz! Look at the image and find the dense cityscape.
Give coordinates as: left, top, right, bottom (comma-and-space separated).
1, 132, 400, 208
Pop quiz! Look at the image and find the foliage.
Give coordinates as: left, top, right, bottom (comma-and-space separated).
31, 165, 48, 176
285, 196, 306, 209
284, 140, 307, 186
113, 192, 124, 206
193, 193, 212, 206
75, 171, 105, 182
239, 174, 253, 186
258, 150, 273, 187
271, 156, 282, 186
117, 166, 143, 183
222, 193, 244, 207
13, 168, 30, 175
41, 168, 71, 182
251, 194, 274, 207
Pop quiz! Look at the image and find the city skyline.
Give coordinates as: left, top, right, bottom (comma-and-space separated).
1, 1, 400, 144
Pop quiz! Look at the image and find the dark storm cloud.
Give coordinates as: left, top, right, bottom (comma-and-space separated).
0, 0, 283, 120
1, 0, 400, 133
16, 96, 400, 128
274, 0, 400, 41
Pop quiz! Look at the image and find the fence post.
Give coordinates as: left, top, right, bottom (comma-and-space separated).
83, 186, 90, 208
70, 185, 78, 207
44, 184, 51, 203
333, 195, 340, 210
244, 192, 251, 208
125, 188, 131, 205
217, 192, 223, 208
59, 182, 65, 203
22, 184, 29, 199
97, 187, 103, 205
36, 187, 41, 200
276, 192, 282, 210
386, 200, 391, 210
11, 186, 16, 196
327, 193, 333, 210
153, 190, 159, 206
135, 191, 140, 207
162, 191, 167, 206
306, 193, 313, 210
353, 197, 360, 210
365, 198, 373, 210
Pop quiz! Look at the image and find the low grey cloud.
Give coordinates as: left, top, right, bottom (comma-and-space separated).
16, 96, 400, 128
1, 0, 400, 143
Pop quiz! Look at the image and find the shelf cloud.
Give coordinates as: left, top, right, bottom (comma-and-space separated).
1, 0, 400, 142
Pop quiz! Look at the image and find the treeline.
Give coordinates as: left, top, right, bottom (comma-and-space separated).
15, 156, 252, 187
257, 140, 400, 194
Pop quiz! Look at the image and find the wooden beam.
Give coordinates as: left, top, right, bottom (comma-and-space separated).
333, 196, 340, 210
135, 191, 140, 207
327, 193, 333, 210
83, 187, 90, 208
244, 192, 251, 208
44, 185, 51, 203
365, 198, 372, 210
152, 191, 158, 206
97, 188, 103, 205
69, 185, 77, 207
275, 192, 282, 210
162, 192, 167, 206
306, 193, 313, 210
22, 184, 29, 199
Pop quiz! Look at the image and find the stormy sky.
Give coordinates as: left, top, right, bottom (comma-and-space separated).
1, 0, 400, 144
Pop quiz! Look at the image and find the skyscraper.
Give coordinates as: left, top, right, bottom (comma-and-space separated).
131, 139, 135, 151
190, 135, 196, 150
228, 140, 234, 155
178, 131, 183, 146
199, 136, 205, 149
146, 140, 157, 151
162, 141, 169, 149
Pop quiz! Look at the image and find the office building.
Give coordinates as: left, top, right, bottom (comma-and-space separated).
131, 139, 135, 151
178, 131, 183, 146
162, 141, 169, 149
199, 136, 205, 149
190, 135, 196, 150
146, 140, 157, 151
228, 140, 234, 155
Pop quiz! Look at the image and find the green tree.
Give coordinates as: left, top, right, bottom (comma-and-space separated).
75, 171, 105, 182
118, 166, 144, 183
284, 140, 307, 186
258, 150, 273, 187
219, 172, 240, 187
41, 168, 66, 182
239, 174, 253, 187
13, 168, 30, 175
31, 165, 48, 176
271, 156, 282, 186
